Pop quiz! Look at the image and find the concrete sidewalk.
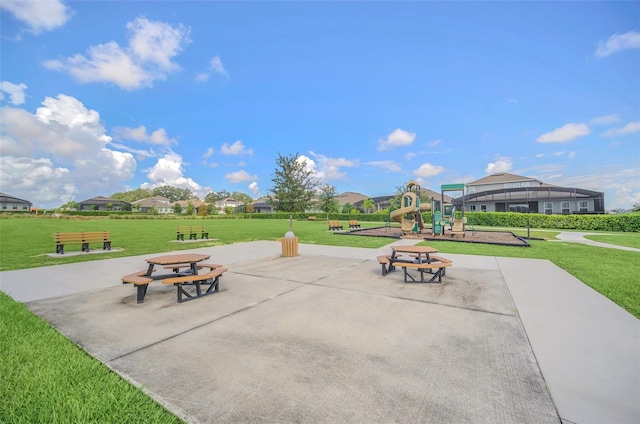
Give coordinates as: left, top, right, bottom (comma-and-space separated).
551, 232, 640, 252
1, 241, 638, 423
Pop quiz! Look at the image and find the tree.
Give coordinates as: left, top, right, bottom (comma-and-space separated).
317, 184, 339, 213
231, 191, 254, 205
205, 190, 230, 204
633, 203, 640, 213
152, 186, 193, 202
268, 152, 319, 230
110, 188, 151, 203
173, 203, 183, 214
186, 201, 195, 215
363, 198, 375, 213
341, 202, 353, 214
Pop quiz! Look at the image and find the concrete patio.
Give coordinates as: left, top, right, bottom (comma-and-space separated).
1, 240, 638, 423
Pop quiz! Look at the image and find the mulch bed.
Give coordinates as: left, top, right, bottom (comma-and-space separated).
345, 226, 530, 247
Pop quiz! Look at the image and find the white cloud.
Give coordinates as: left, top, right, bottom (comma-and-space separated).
601, 121, 640, 137
427, 139, 442, 147
209, 56, 228, 77
308, 151, 357, 181
202, 147, 215, 159
0, 0, 70, 34
221, 140, 253, 156
0, 81, 28, 105
590, 114, 620, 125
294, 155, 324, 182
225, 170, 257, 183
366, 160, 402, 172
0, 156, 76, 205
536, 122, 591, 143
0, 94, 138, 207
414, 163, 445, 178
377, 128, 416, 151
115, 125, 177, 146
248, 181, 259, 196
485, 157, 512, 174
195, 56, 229, 82
143, 151, 202, 193
595, 31, 640, 58
44, 17, 190, 90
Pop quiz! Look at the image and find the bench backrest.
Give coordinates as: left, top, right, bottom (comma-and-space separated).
176, 225, 206, 232
55, 231, 110, 243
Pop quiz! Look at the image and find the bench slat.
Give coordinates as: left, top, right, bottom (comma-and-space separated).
162, 268, 227, 285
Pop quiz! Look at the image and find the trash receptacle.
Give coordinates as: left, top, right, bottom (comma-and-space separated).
280, 236, 299, 257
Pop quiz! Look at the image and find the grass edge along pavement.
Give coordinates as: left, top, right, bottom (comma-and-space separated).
0, 217, 638, 423
0, 291, 182, 424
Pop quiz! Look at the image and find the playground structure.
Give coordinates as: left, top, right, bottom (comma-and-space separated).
434, 183, 467, 237
387, 180, 471, 238
389, 180, 433, 235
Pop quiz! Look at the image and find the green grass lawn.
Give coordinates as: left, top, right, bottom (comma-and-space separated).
1, 215, 638, 422
583, 233, 640, 249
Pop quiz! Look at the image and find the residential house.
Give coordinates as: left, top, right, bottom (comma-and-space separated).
456, 173, 605, 214
250, 197, 274, 213
78, 196, 130, 211
171, 199, 208, 215
131, 196, 173, 214
336, 192, 369, 210
0, 192, 32, 212
215, 197, 243, 214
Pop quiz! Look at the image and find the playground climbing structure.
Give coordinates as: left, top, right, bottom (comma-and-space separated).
390, 180, 433, 235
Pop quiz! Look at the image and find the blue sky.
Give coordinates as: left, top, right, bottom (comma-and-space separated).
1, 1, 638, 210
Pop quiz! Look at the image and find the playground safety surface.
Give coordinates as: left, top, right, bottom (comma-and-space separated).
348, 227, 530, 246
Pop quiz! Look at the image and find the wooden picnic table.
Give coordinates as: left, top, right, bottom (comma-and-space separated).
377, 245, 452, 283
390, 245, 438, 268
145, 253, 211, 278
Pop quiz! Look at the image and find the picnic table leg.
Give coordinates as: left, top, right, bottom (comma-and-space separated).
137, 284, 148, 304
146, 263, 155, 277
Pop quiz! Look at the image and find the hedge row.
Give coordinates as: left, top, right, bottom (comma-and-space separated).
462, 212, 640, 232
62, 210, 640, 232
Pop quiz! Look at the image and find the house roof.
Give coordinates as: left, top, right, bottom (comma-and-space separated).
132, 197, 172, 208
466, 173, 540, 186
171, 199, 207, 208
336, 192, 369, 205
78, 196, 129, 205
0, 192, 31, 204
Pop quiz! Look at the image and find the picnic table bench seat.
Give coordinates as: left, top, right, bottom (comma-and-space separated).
307, 216, 317, 221
176, 225, 208, 240
349, 220, 361, 228
329, 220, 344, 231
121, 270, 155, 304
391, 261, 452, 283
55, 231, 111, 254
162, 268, 227, 303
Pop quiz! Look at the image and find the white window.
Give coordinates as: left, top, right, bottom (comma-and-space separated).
467, 186, 475, 194
561, 201, 570, 214
544, 202, 553, 214
579, 201, 588, 212
481, 204, 487, 212
521, 182, 529, 187
469, 205, 476, 211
